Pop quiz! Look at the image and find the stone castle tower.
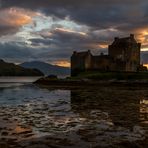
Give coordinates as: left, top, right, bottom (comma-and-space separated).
71, 34, 141, 76
108, 34, 141, 72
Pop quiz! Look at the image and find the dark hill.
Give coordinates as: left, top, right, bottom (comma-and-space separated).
20, 61, 70, 76
0, 59, 44, 76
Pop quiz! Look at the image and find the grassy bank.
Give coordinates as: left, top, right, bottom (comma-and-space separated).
34, 71, 148, 88
74, 71, 148, 80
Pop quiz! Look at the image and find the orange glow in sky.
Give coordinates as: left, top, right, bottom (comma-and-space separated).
55, 28, 87, 36
144, 64, 148, 68
52, 61, 70, 67
0, 7, 36, 27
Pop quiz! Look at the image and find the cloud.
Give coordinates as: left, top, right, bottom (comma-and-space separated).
0, 7, 37, 36
24, 27, 117, 65
1, 0, 146, 28
30, 27, 121, 51
0, 0, 148, 65
1, 0, 148, 39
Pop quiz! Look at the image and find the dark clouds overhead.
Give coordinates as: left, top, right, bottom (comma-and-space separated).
1, 0, 147, 29
0, 0, 148, 66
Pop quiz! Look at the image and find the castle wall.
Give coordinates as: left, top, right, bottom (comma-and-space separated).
125, 44, 141, 72
85, 54, 92, 70
92, 56, 111, 71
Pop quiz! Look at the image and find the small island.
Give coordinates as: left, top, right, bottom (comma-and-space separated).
0, 59, 44, 76
35, 34, 148, 87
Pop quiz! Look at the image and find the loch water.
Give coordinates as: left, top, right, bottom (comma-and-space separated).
0, 77, 148, 148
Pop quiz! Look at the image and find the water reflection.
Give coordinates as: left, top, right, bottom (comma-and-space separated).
140, 99, 148, 124
0, 77, 40, 83
0, 84, 148, 147
70, 88, 142, 128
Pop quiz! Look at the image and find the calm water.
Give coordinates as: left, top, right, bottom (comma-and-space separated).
0, 77, 70, 105
0, 77, 148, 147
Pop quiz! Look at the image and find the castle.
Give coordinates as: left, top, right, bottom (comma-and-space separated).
71, 34, 144, 76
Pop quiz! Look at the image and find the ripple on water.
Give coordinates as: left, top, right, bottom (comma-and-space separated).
0, 83, 148, 147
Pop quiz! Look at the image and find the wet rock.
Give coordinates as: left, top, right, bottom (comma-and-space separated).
115, 141, 139, 148
43, 137, 73, 147
77, 128, 90, 136
2, 118, 9, 121
56, 138, 73, 146
22, 133, 34, 138
1, 131, 9, 136
7, 139, 18, 146
133, 126, 145, 135
0, 142, 7, 148
26, 144, 49, 148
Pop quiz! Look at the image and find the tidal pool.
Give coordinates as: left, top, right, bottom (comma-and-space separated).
0, 77, 148, 147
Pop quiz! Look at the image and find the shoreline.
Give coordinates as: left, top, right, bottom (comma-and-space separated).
34, 77, 148, 88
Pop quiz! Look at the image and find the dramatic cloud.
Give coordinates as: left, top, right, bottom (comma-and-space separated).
1, 0, 147, 29
0, 0, 148, 66
0, 7, 38, 36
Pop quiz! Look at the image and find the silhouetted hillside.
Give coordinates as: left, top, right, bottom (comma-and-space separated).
20, 61, 70, 76
0, 60, 44, 76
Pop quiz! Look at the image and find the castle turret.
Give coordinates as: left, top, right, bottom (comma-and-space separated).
71, 50, 92, 76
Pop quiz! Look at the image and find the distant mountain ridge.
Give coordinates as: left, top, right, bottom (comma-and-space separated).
0, 59, 44, 76
20, 61, 70, 76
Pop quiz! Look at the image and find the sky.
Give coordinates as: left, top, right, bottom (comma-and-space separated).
0, 0, 148, 67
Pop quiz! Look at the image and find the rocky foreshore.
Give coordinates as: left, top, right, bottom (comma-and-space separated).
34, 77, 148, 88
1, 78, 148, 148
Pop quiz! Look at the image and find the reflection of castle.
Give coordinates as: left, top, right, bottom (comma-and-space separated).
70, 89, 140, 128
71, 34, 144, 76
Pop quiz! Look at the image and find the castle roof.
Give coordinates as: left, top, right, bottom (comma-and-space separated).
73, 50, 92, 57
93, 55, 110, 59
112, 34, 137, 46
